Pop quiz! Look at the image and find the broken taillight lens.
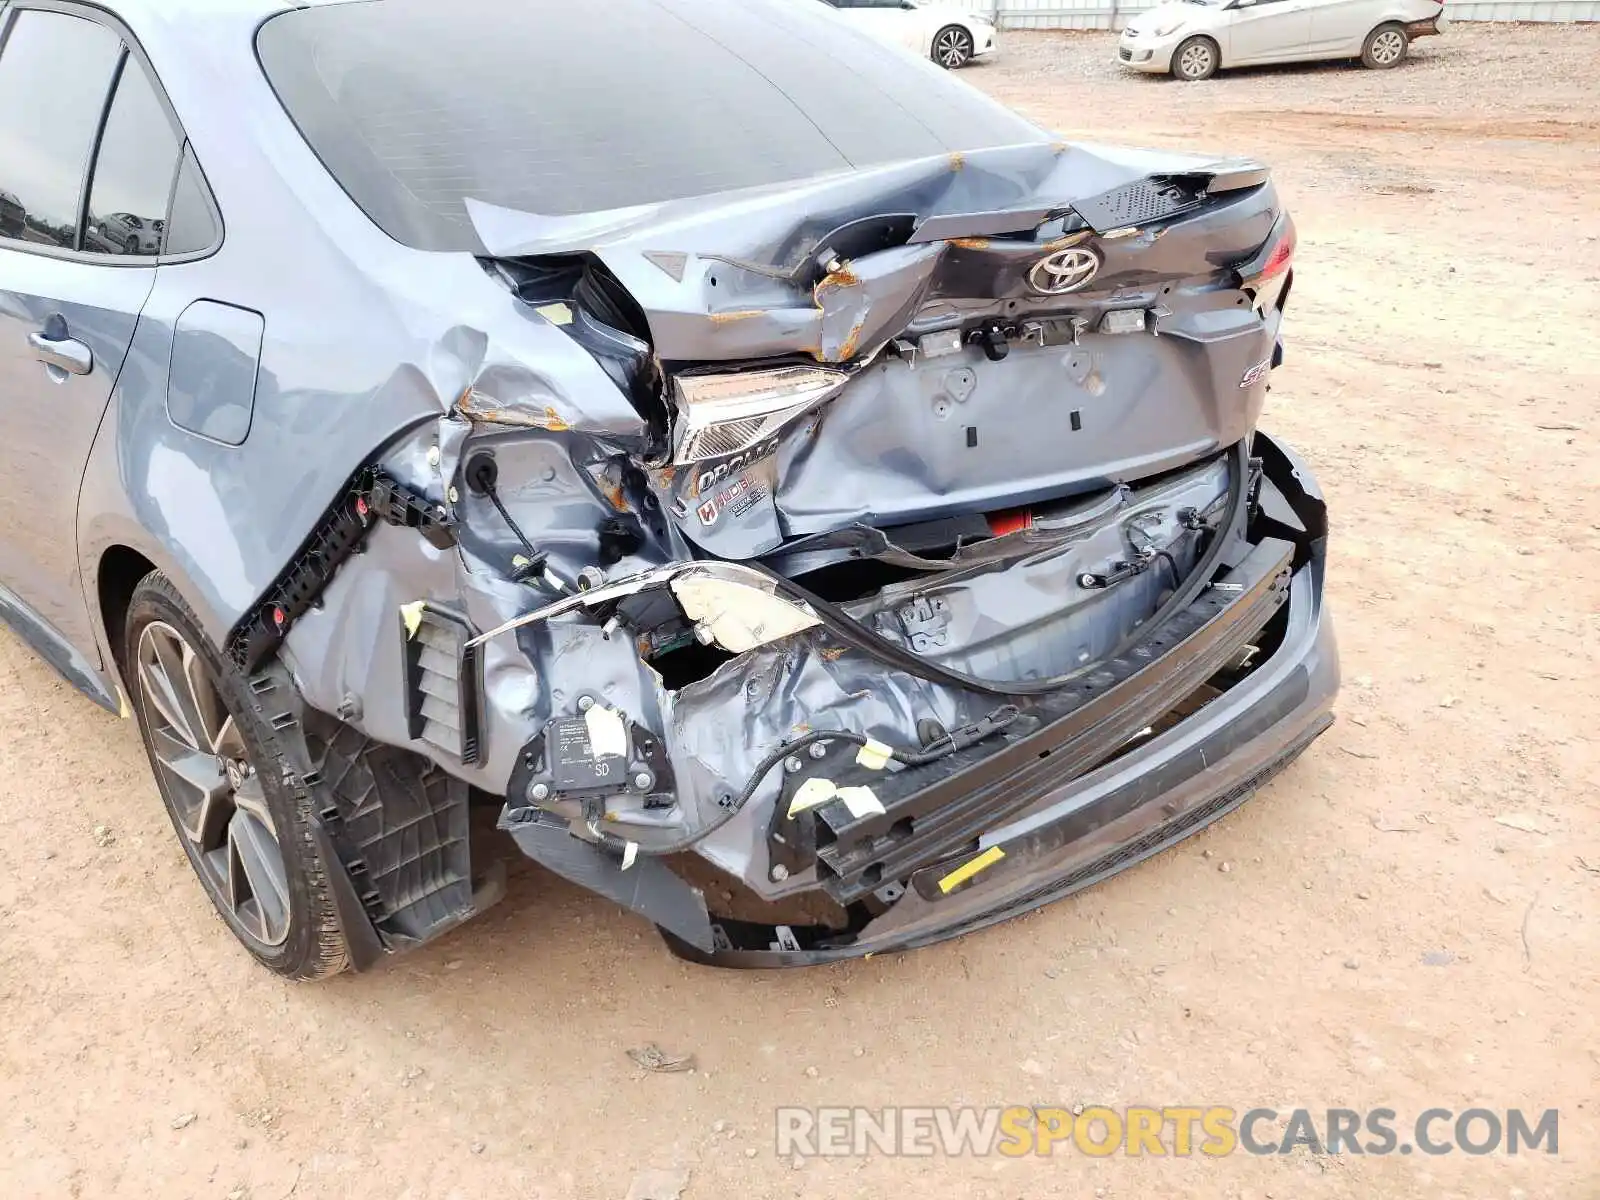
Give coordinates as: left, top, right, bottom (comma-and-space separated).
670, 365, 849, 465
1260, 227, 1295, 281
1245, 218, 1296, 316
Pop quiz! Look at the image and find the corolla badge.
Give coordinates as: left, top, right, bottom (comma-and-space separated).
1028, 247, 1101, 295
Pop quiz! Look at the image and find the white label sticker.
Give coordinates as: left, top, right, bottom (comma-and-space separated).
836, 786, 885, 819
584, 704, 628, 759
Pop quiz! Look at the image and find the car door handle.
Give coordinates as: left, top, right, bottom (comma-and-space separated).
28, 318, 93, 378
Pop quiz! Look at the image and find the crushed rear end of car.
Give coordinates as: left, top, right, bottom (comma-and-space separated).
245, 0, 1336, 967
281, 149, 1329, 964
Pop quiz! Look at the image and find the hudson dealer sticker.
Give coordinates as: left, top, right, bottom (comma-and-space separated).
697, 474, 766, 526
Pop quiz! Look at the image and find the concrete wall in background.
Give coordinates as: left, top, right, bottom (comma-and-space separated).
922, 0, 1600, 29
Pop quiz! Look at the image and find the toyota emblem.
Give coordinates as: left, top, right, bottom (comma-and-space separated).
1028, 247, 1101, 295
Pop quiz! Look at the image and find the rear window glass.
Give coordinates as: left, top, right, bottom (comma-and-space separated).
255, 0, 1039, 252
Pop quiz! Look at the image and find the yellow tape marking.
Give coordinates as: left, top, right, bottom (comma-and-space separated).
937, 846, 1007, 894
855, 739, 893, 771
400, 600, 427, 639
787, 778, 837, 818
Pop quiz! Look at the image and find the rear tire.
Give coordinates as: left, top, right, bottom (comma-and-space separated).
125, 572, 350, 980
1171, 35, 1220, 81
1361, 23, 1408, 68
933, 25, 975, 69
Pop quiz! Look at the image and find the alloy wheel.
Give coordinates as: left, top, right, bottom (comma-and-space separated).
1178, 42, 1215, 80
1369, 30, 1404, 65
136, 621, 290, 947
935, 27, 973, 68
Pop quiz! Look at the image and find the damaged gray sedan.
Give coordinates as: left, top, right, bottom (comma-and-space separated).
0, 0, 1336, 977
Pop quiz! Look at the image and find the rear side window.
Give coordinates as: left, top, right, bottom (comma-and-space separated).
83, 57, 183, 258
256, 0, 1040, 252
163, 146, 220, 256
0, 10, 122, 250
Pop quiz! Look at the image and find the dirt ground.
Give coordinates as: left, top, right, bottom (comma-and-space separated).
2, 22, 1598, 1200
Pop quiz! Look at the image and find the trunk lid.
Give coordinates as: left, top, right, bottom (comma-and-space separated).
472, 140, 1289, 563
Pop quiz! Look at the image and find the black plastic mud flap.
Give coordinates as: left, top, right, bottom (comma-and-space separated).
308, 814, 388, 972
505, 818, 716, 953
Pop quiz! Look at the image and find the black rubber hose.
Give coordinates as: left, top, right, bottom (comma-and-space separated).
751, 440, 1252, 698
484, 485, 545, 569
623, 443, 1249, 855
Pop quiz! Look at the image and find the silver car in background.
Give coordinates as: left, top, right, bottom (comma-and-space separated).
1118, 0, 1446, 79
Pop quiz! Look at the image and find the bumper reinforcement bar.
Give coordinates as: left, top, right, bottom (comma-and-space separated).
790, 536, 1295, 905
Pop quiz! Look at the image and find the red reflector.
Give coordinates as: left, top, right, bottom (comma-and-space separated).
988, 509, 1033, 537
272, 607, 286, 627
355, 496, 369, 519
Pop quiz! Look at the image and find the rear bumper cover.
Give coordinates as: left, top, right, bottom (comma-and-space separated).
662, 432, 1337, 966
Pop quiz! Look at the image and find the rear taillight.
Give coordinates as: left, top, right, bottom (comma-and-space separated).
671, 365, 848, 466
1242, 215, 1296, 316
1259, 226, 1295, 282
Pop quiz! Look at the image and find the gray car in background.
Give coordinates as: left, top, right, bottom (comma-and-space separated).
0, 0, 1337, 979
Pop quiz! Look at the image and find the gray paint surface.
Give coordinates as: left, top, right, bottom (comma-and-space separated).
165, 300, 263, 444
0, 0, 1328, 927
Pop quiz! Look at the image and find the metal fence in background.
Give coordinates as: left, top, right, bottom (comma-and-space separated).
922, 0, 1600, 28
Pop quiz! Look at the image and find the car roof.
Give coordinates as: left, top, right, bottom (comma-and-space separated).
82, 0, 368, 38
97, 0, 285, 23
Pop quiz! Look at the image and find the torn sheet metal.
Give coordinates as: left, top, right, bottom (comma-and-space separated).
811, 243, 945, 364
277, 419, 678, 795
665, 299, 1265, 565
282, 413, 1230, 896
672, 456, 1231, 887
468, 141, 1277, 366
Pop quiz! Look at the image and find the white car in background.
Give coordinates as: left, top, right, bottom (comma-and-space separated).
1117, 0, 1444, 80
821, 0, 998, 68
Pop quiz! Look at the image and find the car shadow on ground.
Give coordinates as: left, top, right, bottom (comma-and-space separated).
328, 756, 1324, 1001
1130, 46, 1442, 83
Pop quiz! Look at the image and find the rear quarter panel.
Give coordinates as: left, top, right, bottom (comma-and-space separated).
76, 4, 640, 656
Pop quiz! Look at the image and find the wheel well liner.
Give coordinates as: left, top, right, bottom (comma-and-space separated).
97, 545, 157, 676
